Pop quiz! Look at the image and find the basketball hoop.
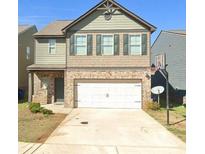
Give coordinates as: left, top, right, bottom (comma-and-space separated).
156, 66, 161, 71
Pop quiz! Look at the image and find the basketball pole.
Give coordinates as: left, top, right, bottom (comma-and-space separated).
152, 53, 169, 125
165, 64, 170, 125
157, 53, 169, 125
157, 90, 160, 104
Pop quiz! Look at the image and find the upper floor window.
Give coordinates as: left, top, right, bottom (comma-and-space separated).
102, 35, 114, 55
48, 39, 56, 54
123, 34, 147, 56
75, 35, 87, 55
70, 34, 93, 56
96, 34, 119, 56
26, 46, 30, 60
129, 35, 141, 55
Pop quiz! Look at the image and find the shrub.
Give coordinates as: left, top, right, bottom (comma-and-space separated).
30, 106, 40, 113
29, 103, 54, 115
145, 101, 160, 111
29, 103, 41, 113
29, 103, 40, 110
42, 108, 53, 115
39, 107, 45, 112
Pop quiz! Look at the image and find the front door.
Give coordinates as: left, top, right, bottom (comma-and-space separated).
55, 78, 64, 102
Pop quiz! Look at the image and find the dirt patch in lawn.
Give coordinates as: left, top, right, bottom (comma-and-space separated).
145, 106, 186, 142
18, 103, 67, 143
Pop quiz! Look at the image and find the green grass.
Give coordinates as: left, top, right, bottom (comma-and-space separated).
145, 106, 186, 142
18, 103, 67, 143
171, 106, 186, 117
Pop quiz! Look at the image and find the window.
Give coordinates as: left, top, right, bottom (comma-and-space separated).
41, 78, 49, 89
26, 46, 30, 60
129, 35, 141, 55
102, 35, 114, 55
75, 35, 87, 55
48, 39, 56, 54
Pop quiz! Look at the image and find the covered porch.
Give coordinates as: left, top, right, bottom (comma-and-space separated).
27, 64, 66, 105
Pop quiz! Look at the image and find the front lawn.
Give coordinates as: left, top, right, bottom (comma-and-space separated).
18, 103, 67, 143
145, 106, 186, 142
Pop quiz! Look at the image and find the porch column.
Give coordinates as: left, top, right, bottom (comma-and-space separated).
28, 71, 32, 103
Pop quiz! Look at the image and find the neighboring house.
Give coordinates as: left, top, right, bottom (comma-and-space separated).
151, 30, 186, 102
27, 0, 156, 109
18, 25, 37, 97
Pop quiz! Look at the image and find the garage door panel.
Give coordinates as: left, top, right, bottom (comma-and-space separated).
77, 82, 142, 109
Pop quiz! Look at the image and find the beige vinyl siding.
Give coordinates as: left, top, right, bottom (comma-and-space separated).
67, 32, 150, 67
18, 26, 37, 91
35, 38, 66, 64
70, 10, 146, 31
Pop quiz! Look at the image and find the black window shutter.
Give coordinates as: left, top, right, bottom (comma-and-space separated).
87, 34, 93, 56
123, 34, 129, 55
96, 34, 101, 56
142, 34, 148, 55
114, 34, 119, 55
70, 35, 75, 56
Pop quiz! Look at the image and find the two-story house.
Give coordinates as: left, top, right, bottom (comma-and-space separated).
18, 25, 37, 98
151, 30, 186, 103
27, 0, 156, 109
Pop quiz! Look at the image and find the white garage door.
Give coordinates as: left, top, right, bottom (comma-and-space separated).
77, 83, 142, 109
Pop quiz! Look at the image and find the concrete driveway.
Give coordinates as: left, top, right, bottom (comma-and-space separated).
30, 109, 185, 154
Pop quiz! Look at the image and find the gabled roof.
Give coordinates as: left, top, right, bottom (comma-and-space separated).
62, 0, 156, 33
34, 20, 72, 38
18, 25, 36, 34
152, 29, 186, 48
163, 30, 186, 35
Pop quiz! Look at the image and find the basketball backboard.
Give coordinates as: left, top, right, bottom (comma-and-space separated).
155, 53, 166, 69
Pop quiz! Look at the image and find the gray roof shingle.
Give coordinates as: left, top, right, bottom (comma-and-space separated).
34, 20, 72, 37
18, 25, 34, 34
27, 64, 66, 70
164, 30, 186, 35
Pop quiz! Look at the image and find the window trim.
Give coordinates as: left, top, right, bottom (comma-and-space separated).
48, 39, 56, 54
26, 46, 30, 60
101, 34, 114, 56
128, 34, 142, 56
75, 34, 88, 56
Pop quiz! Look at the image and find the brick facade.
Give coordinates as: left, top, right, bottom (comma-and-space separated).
32, 71, 64, 104
32, 68, 151, 108
64, 68, 151, 108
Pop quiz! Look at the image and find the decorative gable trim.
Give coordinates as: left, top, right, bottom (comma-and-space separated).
62, 0, 156, 33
